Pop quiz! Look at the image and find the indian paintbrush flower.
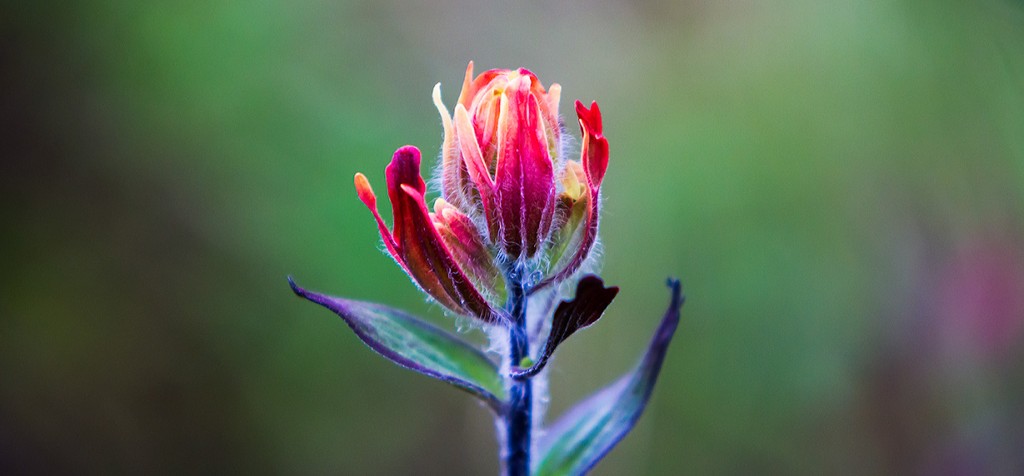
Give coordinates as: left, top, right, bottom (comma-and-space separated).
291, 62, 684, 476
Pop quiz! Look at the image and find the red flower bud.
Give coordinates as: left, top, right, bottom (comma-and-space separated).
354, 147, 503, 324
439, 63, 562, 260
358, 63, 611, 314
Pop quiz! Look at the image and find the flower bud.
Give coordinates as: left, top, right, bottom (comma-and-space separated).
437, 63, 562, 260
360, 62, 610, 310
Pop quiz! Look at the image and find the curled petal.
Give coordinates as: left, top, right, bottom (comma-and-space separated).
511, 275, 618, 379
532, 100, 609, 293
356, 146, 503, 325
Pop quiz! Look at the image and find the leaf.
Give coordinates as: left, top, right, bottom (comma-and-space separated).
289, 277, 506, 412
533, 278, 684, 475
511, 275, 618, 379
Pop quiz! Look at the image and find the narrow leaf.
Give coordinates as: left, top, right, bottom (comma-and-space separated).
533, 278, 684, 475
289, 277, 506, 412
511, 275, 618, 379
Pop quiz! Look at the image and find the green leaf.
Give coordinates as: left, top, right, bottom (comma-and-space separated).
533, 279, 684, 475
290, 277, 506, 411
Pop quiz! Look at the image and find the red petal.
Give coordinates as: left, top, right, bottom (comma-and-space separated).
526, 73, 562, 146
384, 146, 502, 324
575, 100, 609, 189
531, 101, 609, 293
494, 76, 556, 258
574, 100, 603, 135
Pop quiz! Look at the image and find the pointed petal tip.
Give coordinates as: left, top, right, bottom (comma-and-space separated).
575, 99, 609, 190
573, 99, 592, 115
575, 100, 604, 136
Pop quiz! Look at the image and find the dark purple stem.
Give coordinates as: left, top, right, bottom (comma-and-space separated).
505, 268, 531, 476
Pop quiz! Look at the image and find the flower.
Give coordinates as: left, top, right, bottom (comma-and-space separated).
434, 63, 562, 260
354, 147, 503, 324
354, 62, 610, 323
434, 63, 609, 281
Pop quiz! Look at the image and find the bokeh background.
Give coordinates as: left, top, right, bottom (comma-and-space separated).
4, 0, 1024, 474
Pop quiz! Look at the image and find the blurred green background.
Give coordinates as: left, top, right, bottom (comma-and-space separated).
4, 0, 1024, 474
